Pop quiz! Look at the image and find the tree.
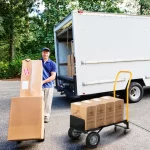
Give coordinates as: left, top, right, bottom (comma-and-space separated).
78, 0, 123, 13
0, 0, 35, 62
139, 0, 150, 14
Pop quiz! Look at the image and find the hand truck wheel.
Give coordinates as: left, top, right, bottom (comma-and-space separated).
68, 128, 81, 140
86, 132, 100, 149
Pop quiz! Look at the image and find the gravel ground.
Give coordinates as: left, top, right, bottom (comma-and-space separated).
1, 81, 150, 150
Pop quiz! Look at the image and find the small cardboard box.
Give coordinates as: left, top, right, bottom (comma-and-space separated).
100, 96, 124, 124
20, 60, 43, 97
7, 97, 44, 141
71, 102, 96, 130
100, 97, 115, 125
91, 99, 106, 128
104, 97, 124, 123
71, 102, 81, 118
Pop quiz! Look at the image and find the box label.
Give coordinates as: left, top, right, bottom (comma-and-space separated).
22, 81, 29, 89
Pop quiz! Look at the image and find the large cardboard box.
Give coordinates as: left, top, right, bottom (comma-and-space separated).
91, 99, 106, 128
8, 97, 44, 141
20, 60, 43, 97
70, 55, 75, 66
71, 102, 96, 130
67, 65, 75, 77
67, 65, 72, 77
67, 55, 75, 66
67, 55, 71, 66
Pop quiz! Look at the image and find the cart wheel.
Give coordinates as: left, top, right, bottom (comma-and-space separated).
114, 126, 117, 132
68, 128, 81, 140
38, 129, 45, 142
86, 132, 100, 149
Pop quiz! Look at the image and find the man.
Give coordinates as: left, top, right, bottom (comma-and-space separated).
41, 47, 57, 123
26, 47, 56, 123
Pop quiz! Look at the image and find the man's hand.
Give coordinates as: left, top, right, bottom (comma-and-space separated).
25, 58, 31, 62
42, 80, 45, 85
42, 72, 56, 85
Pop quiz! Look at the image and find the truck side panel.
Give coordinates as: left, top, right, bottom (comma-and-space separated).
73, 12, 150, 96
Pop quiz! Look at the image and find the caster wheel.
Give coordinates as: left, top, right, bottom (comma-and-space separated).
86, 132, 100, 149
68, 128, 81, 140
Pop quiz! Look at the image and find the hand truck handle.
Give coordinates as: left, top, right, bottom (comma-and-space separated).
113, 70, 132, 122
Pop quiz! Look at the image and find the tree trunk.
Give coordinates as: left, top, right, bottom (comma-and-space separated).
140, 4, 143, 15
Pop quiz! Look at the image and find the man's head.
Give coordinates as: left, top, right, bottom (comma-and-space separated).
42, 47, 50, 60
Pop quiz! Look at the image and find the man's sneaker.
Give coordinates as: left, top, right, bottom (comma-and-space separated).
44, 116, 49, 123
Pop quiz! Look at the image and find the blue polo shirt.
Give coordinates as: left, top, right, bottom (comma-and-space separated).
41, 58, 57, 88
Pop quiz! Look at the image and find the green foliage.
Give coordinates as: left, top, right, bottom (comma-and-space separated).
139, 0, 150, 14
0, 0, 123, 79
78, 0, 122, 13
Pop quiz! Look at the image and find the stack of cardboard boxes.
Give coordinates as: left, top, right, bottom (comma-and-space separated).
7, 60, 44, 141
67, 54, 75, 77
71, 96, 124, 130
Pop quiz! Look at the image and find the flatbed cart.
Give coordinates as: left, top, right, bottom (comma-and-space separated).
68, 71, 132, 149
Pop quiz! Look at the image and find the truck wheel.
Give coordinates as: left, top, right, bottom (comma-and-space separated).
129, 82, 143, 103
68, 128, 81, 140
86, 132, 100, 149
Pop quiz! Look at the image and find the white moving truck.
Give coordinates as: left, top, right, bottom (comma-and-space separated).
54, 10, 150, 103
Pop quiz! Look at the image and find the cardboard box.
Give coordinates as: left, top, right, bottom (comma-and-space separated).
71, 102, 96, 130
20, 60, 43, 97
71, 102, 81, 118
70, 55, 75, 66
67, 65, 75, 77
67, 55, 71, 66
114, 98, 124, 123
100, 97, 115, 125
103, 96, 124, 123
7, 97, 44, 141
90, 99, 106, 128
67, 65, 72, 77
100, 96, 124, 124
67, 55, 75, 66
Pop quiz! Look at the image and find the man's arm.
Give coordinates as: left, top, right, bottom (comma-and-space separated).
42, 72, 56, 85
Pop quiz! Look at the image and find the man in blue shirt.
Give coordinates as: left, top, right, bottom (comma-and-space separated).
41, 47, 57, 123
26, 47, 56, 123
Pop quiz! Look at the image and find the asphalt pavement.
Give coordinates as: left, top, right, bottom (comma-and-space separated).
1, 81, 150, 150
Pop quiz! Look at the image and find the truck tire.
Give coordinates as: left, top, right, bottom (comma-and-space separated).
129, 82, 143, 103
